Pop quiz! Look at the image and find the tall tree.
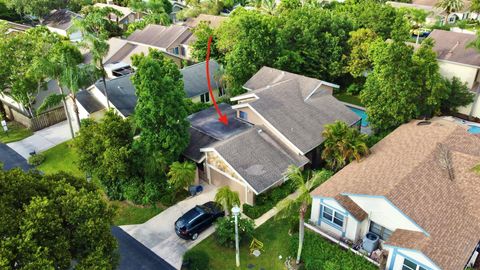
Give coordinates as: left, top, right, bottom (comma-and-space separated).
275, 166, 333, 265
126, 0, 172, 36
216, 8, 278, 94
214, 186, 240, 216
400, 7, 428, 44
275, 7, 353, 81
321, 121, 369, 171
436, 0, 464, 24
72, 6, 123, 110
361, 41, 420, 132
167, 161, 196, 196
4, 0, 63, 20
471, 0, 480, 13
345, 28, 379, 78
131, 49, 190, 173
440, 77, 474, 114
0, 169, 118, 269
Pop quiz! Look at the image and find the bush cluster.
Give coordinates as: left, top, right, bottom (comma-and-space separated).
243, 181, 296, 219
214, 216, 255, 248
28, 153, 45, 165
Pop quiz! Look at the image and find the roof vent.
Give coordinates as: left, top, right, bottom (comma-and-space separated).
258, 129, 263, 134
417, 120, 431, 126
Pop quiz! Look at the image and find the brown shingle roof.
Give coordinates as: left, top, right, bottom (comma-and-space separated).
184, 14, 228, 29
412, 0, 471, 11
334, 194, 367, 221
312, 118, 480, 270
386, 229, 429, 251
127, 24, 192, 50
429, 29, 480, 67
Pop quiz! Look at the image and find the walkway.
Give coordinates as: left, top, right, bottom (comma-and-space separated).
120, 184, 218, 270
7, 121, 71, 158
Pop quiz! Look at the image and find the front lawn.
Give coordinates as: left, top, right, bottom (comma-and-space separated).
188, 218, 377, 270
0, 121, 33, 143
334, 93, 364, 107
37, 140, 164, 226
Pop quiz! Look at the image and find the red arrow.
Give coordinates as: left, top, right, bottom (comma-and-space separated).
206, 35, 228, 125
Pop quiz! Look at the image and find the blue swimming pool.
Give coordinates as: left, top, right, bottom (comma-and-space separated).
468, 125, 480, 134
348, 106, 369, 127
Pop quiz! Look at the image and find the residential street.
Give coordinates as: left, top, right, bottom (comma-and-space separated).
0, 143, 31, 171
111, 226, 176, 270
121, 183, 218, 269
7, 121, 71, 158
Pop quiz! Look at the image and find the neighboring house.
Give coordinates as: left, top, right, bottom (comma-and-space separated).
73, 60, 221, 120
93, 3, 141, 28
1, 20, 31, 34
0, 80, 67, 130
127, 24, 194, 60
389, 0, 471, 24
170, 1, 186, 22
426, 29, 480, 118
183, 14, 228, 29
310, 118, 480, 270
183, 67, 361, 205
42, 9, 82, 41
102, 37, 184, 78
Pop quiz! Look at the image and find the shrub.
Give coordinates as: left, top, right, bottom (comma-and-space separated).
28, 153, 45, 166
289, 230, 377, 270
346, 83, 363, 96
215, 216, 254, 248
182, 250, 210, 270
243, 181, 297, 219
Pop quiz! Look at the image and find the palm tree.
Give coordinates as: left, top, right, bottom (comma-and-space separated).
275, 166, 332, 265
436, 0, 465, 25
401, 8, 428, 44
214, 186, 240, 216
467, 35, 480, 119
321, 121, 369, 171
167, 161, 196, 195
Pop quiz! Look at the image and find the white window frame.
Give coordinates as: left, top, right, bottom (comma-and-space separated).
402, 258, 427, 270
200, 93, 210, 103
321, 205, 345, 228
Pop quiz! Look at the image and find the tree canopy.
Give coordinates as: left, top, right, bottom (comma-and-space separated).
132, 49, 190, 173
0, 168, 118, 269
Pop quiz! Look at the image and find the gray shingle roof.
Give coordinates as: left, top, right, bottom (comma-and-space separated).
43, 9, 81, 30
183, 103, 251, 162
76, 90, 105, 113
241, 67, 360, 154
213, 126, 309, 193
181, 60, 219, 98
95, 74, 137, 117
127, 24, 192, 49
429, 29, 480, 67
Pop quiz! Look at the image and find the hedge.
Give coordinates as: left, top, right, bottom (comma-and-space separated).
243, 180, 296, 219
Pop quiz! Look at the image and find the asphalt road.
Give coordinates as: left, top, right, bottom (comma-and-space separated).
111, 226, 177, 270
0, 143, 31, 171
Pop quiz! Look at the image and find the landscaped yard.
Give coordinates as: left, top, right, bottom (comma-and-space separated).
189, 218, 377, 270
334, 93, 364, 107
37, 140, 164, 226
0, 121, 33, 143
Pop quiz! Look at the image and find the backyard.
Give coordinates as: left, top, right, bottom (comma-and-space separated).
37, 141, 164, 225
333, 93, 363, 107
0, 121, 33, 143
189, 218, 377, 270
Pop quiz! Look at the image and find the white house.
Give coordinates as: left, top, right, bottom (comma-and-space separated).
425, 29, 480, 119
310, 118, 480, 270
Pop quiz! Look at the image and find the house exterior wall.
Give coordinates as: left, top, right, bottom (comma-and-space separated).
190, 89, 221, 103
349, 195, 425, 234
385, 247, 441, 270
310, 197, 360, 241
438, 61, 478, 89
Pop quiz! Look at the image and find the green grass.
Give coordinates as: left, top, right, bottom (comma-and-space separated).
190, 218, 377, 270
111, 200, 164, 226
191, 218, 293, 270
37, 140, 163, 226
0, 121, 33, 143
334, 93, 364, 107
37, 141, 83, 178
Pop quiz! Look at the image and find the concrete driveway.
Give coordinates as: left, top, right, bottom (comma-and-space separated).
7, 121, 72, 158
121, 183, 218, 270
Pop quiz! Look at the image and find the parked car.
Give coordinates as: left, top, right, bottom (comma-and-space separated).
175, 201, 224, 240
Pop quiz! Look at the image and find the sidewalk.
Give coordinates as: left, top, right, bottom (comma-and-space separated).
7, 121, 72, 159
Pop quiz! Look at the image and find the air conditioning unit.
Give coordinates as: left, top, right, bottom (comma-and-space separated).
362, 232, 380, 254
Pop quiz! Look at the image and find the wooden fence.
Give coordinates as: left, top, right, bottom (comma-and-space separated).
4, 105, 66, 131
